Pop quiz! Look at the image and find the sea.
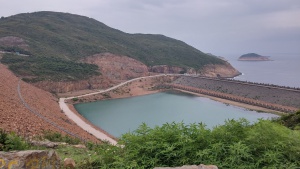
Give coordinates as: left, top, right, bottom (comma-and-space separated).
75, 52, 299, 137
225, 53, 300, 88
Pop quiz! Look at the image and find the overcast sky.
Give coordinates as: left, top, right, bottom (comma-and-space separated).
0, 0, 299, 57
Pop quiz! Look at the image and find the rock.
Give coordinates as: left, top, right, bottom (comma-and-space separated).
199, 62, 241, 78
29, 140, 61, 148
64, 158, 76, 168
0, 150, 60, 169
154, 165, 200, 169
73, 144, 86, 149
198, 164, 218, 169
149, 65, 195, 74
0, 36, 28, 49
154, 164, 218, 169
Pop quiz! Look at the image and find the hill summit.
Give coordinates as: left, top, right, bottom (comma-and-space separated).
0, 11, 239, 92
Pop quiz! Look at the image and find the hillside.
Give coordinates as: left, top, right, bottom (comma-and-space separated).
238, 53, 271, 61
0, 12, 224, 71
0, 63, 99, 142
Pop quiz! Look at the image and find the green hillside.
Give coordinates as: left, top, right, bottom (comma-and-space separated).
0, 11, 225, 81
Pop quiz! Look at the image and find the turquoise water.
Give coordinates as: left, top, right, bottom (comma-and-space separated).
75, 91, 278, 138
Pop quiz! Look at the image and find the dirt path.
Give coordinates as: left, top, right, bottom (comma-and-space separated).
59, 98, 118, 145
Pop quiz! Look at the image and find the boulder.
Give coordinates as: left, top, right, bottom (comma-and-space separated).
73, 144, 86, 149
153, 164, 218, 169
0, 150, 60, 169
154, 165, 199, 169
64, 158, 76, 168
29, 140, 61, 148
198, 164, 218, 169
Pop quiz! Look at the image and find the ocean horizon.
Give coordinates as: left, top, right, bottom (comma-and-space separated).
224, 53, 300, 88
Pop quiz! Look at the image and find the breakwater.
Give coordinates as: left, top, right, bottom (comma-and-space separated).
168, 76, 300, 113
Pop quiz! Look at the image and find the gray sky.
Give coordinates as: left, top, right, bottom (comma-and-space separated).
0, 0, 299, 57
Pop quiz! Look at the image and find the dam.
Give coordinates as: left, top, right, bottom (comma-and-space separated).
66, 74, 299, 142
170, 76, 300, 113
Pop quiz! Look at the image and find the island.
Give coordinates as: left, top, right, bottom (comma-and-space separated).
238, 53, 272, 61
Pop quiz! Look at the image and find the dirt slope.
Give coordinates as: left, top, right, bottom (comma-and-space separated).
0, 63, 98, 142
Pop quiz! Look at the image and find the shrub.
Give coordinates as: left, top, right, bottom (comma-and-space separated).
89, 119, 300, 168
72, 97, 79, 102
0, 129, 29, 151
273, 110, 300, 130
42, 131, 80, 145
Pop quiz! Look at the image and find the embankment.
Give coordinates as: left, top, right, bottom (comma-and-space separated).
172, 76, 300, 113
0, 64, 99, 142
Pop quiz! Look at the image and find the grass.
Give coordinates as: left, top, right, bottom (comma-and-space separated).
55, 145, 99, 168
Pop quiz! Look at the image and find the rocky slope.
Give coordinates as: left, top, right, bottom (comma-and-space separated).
82, 53, 149, 81
199, 62, 241, 78
31, 53, 240, 93
0, 63, 98, 142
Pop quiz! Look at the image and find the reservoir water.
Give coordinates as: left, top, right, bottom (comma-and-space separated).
75, 91, 278, 138
75, 53, 298, 138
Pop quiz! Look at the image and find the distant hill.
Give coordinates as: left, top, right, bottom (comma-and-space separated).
238, 53, 271, 61
0, 11, 225, 82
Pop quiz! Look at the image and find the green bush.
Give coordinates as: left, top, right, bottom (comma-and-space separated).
42, 131, 80, 145
274, 110, 300, 130
87, 119, 300, 168
0, 129, 29, 151
72, 97, 79, 102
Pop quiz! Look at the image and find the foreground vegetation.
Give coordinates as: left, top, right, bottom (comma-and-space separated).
1, 114, 300, 168
274, 110, 300, 130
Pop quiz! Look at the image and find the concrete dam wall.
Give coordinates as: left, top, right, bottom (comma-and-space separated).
171, 76, 300, 112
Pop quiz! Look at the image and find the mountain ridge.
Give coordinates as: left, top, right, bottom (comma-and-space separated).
0, 11, 239, 92
0, 11, 224, 67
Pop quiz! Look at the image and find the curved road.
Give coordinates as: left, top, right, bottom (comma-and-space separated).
59, 74, 181, 145
59, 73, 297, 145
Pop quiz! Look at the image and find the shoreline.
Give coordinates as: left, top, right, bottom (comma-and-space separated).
59, 74, 287, 144
66, 88, 282, 142
59, 97, 118, 145
174, 89, 284, 115
67, 103, 118, 141
59, 74, 177, 144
